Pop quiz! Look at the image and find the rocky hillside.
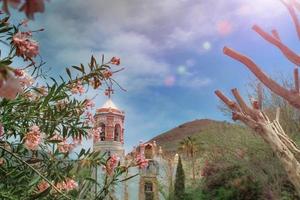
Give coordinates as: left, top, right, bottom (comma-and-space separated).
149, 119, 252, 155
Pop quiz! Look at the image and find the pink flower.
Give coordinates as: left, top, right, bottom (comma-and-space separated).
110, 57, 120, 65
49, 134, 75, 153
1, 0, 45, 19
72, 135, 82, 146
56, 178, 78, 191
18, 72, 34, 88
0, 72, 23, 99
70, 81, 85, 95
57, 142, 74, 154
89, 78, 101, 89
136, 153, 148, 169
106, 154, 120, 175
19, 0, 45, 19
92, 127, 101, 143
14, 69, 24, 77
37, 180, 49, 193
56, 99, 68, 110
12, 31, 39, 61
85, 111, 95, 125
49, 134, 74, 153
103, 70, 113, 79
48, 134, 63, 141
24, 125, 42, 150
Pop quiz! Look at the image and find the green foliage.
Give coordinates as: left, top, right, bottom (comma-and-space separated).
174, 156, 185, 200
0, 14, 135, 200
200, 163, 262, 200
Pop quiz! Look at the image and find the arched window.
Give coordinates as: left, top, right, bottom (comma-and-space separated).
144, 182, 154, 200
114, 124, 121, 142
100, 123, 105, 141
145, 144, 153, 159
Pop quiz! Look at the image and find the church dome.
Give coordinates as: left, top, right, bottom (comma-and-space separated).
96, 98, 124, 115
101, 99, 119, 110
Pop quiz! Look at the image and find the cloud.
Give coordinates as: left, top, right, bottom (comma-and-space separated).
30, 0, 288, 91
20, 0, 290, 151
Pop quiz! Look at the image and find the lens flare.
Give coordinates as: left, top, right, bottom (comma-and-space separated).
216, 20, 232, 36
164, 76, 176, 87
202, 41, 211, 50
177, 65, 187, 75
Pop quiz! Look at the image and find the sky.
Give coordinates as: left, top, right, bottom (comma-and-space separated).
8, 0, 300, 151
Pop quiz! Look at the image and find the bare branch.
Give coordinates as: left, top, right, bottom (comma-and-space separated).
252, 25, 300, 65
231, 88, 253, 116
282, 0, 300, 40
224, 47, 288, 95
214, 90, 241, 112
271, 29, 281, 40
257, 83, 263, 109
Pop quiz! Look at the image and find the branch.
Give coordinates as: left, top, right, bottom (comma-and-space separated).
214, 90, 241, 112
0, 145, 71, 199
271, 120, 300, 159
215, 90, 259, 126
223, 46, 300, 109
271, 29, 281, 40
282, 0, 300, 40
252, 25, 300, 66
231, 88, 254, 117
257, 83, 263, 109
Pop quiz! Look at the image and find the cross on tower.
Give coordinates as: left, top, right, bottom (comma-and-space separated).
105, 86, 114, 98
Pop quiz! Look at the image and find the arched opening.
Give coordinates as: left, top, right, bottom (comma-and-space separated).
144, 181, 154, 200
114, 124, 121, 142
100, 123, 105, 141
145, 144, 153, 159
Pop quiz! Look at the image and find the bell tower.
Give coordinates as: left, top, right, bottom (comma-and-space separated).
93, 87, 125, 158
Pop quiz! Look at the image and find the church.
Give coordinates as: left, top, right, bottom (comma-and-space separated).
92, 92, 176, 200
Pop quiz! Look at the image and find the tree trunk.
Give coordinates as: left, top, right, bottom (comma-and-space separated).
261, 123, 300, 194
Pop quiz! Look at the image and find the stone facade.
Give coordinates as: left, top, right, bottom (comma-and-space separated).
93, 99, 125, 158
93, 98, 173, 200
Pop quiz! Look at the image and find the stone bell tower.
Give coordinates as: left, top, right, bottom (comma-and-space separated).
93, 87, 125, 158
91, 87, 126, 200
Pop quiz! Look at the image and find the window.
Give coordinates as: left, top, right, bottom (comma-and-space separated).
114, 124, 121, 141
100, 123, 105, 141
144, 182, 153, 200
144, 182, 153, 192
145, 144, 153, 159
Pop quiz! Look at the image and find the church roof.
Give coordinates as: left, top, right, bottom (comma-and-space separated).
100, 99, 119, 110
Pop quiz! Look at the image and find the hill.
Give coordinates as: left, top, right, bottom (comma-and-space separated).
148, 119, 300, 199
149, 119, 251, 154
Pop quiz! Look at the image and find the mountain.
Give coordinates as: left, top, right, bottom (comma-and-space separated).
149, 119, 252, 155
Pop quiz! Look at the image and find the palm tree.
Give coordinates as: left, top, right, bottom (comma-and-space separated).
179, 136, 197, 182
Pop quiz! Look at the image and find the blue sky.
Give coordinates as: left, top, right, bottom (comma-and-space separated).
9, 0, 300, 151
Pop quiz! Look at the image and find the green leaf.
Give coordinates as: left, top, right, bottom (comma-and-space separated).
72, 65, 83, 73
28, 187, 51, 200
0, 27, 12, 33
28, 176, 40, 187
66, 68, 72, 79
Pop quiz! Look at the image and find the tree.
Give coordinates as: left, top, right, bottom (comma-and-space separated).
174, 156, 185, 200
0, 13, 146, 199
215, 0, 300, 195
179, 136, 197, 182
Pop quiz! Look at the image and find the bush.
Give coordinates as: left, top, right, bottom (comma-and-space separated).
200, 162, 262, 200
